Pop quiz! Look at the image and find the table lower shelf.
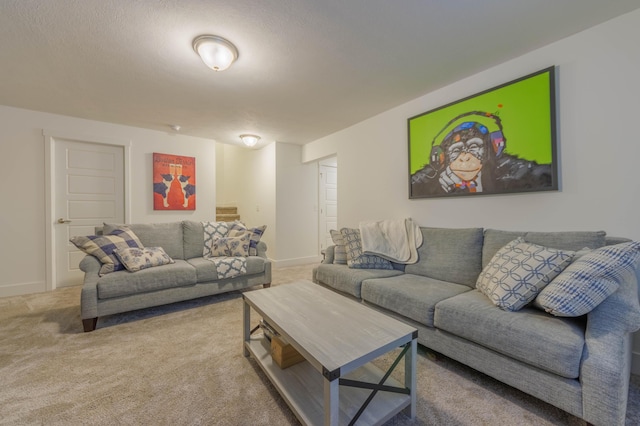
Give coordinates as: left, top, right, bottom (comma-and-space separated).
244, 336, 411, 426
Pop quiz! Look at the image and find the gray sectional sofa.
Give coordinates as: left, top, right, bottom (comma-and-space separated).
312, 227, 640, 426
79, 220, 271, 332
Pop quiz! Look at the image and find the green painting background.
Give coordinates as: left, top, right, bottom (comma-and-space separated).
409, 69, 554, 175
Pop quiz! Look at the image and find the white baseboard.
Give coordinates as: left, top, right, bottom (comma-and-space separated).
272, 255, 322, 268
0, 281, 46, 298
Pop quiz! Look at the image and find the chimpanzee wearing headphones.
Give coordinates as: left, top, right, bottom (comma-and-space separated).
411, 111, 553, 197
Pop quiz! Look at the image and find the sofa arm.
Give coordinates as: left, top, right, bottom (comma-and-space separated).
79, 257, 101, 321
79, 255, 101, 274
256, 241, 268, 259
580, 270, 640, 425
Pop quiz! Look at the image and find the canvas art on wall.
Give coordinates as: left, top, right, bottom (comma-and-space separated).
153, 152, 196, 210
408, 66, 558, 199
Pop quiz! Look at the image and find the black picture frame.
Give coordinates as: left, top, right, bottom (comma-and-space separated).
408, 66, 558, 199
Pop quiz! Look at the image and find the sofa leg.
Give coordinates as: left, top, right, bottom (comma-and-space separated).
263, 283, 271, 288
82, 318, 98, 332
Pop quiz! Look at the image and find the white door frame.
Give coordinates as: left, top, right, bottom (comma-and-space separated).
44, 129, 131, 291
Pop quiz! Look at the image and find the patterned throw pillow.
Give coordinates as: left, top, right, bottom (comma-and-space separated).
114, 247, 174, 272
228, 221, 266, 256
534, 241, 640, 317
211, 238, 230, 257
330, 229, 348, 264
225, 234, 251, 257
476, 238, 574, 311
70, 228, 144, 276
340, 228, 394, 270
202, 221, 230, 257
209, 234, 250, 257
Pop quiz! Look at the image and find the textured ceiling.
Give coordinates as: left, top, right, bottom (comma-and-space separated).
1, 1, 639, 147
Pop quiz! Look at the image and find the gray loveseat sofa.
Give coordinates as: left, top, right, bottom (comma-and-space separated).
312, 227, 640, 426
79, 220, 271, 332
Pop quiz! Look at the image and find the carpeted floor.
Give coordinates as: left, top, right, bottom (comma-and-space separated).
1, 264, 638, 425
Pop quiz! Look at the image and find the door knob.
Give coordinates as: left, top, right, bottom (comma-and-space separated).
57, 218, 72, 224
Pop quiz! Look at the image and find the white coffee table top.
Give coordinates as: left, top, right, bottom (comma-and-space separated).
243, 280, 417, 377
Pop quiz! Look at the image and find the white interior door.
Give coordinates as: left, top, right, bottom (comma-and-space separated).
54, 139, 125, 288
319, 163, 338, 252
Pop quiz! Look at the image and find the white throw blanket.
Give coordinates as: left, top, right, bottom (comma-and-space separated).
359, 218, 423, 264
205, 256, 247, 279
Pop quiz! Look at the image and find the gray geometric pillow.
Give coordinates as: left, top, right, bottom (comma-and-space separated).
534, 241, 640, 317
330, 229, 347, 264
477, 238, 574, 311
340, 228, 393, 270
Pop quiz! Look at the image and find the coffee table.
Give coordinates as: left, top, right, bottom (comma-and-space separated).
243, 280, 417, 425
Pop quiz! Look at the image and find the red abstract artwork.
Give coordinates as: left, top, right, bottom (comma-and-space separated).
153, 153, 196, 210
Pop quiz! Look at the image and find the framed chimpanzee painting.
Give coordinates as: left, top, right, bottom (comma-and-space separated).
408, 66, 558, 199
153, 153, 196, 210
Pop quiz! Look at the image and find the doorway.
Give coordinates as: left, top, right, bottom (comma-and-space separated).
318, 157, 337, 253
45, 131, 129, 290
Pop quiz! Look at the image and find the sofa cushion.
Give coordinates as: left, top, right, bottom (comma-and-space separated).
96, 259, 197, 299
483, 229, 606, 268
524, 230, 606, 252
482, 229, 525, 268
182, 220, 206, 259
534, 241, 640, 317
187, 256, 267, 282
476, 238, 574, 311
330, 229, 348, 264
104, 222, 185, 260
114, 246, 175, 272
340, 228, 394, 270
404, 227, 484, 287
186, 257, 219, 282
434, 290, 586, 379
313, 263, 402, 298
70, 228, 144, 276
362, 274, 470, 327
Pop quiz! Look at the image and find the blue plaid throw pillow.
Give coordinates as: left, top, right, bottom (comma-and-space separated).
534, 241, 640, 316
70, 228, 144, 276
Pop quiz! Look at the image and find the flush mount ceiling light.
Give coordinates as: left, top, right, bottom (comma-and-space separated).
192, 35, 239, 71
239, 134, 260, 147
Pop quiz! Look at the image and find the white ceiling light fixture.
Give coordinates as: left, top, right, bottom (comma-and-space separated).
192, 35, 239, 72
240, 134, 260, 147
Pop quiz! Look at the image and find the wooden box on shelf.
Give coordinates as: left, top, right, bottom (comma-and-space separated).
270, 336, 305, 369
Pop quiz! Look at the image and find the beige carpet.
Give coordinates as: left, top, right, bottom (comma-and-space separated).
1, 264, 638, 425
